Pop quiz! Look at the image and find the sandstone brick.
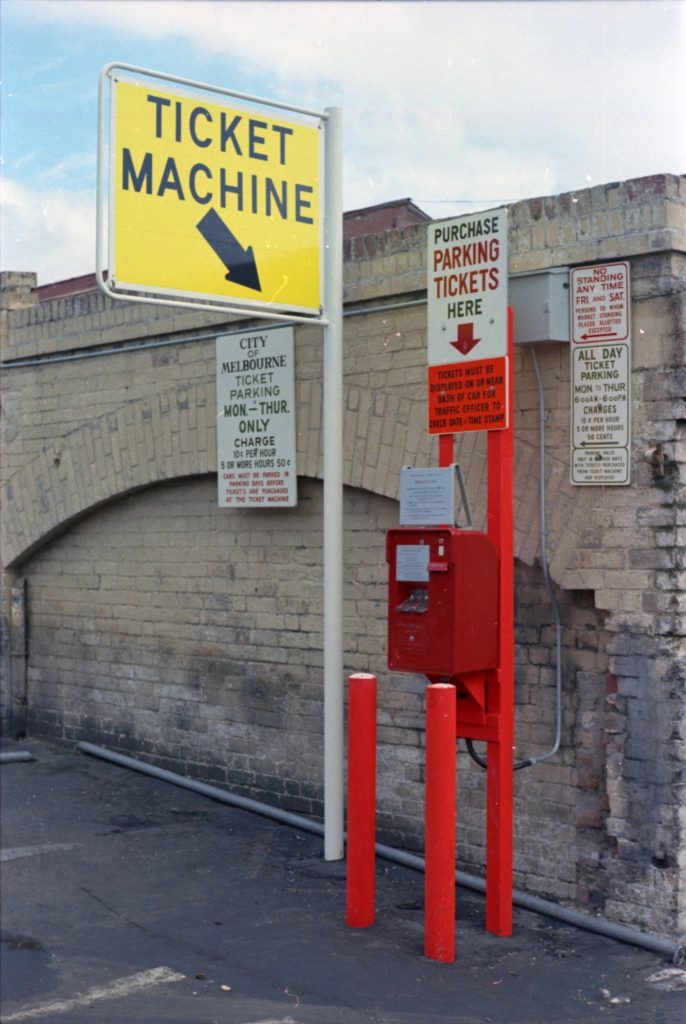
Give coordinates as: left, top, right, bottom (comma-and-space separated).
2, 174, 685, 938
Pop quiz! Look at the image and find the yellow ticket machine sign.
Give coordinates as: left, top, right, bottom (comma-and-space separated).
102, 68, 322, 316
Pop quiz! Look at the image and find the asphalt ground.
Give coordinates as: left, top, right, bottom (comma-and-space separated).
1, 737, 685, 1024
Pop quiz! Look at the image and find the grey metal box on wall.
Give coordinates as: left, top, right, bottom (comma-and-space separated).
509, 268, 570, 344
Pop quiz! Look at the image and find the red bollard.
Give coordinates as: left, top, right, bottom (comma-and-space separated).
425, 682, 457, 962
346, 673, 377, 928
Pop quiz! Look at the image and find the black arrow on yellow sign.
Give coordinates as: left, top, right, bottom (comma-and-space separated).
196, 209, 262, 292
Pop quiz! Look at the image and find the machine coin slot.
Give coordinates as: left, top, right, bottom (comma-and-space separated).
397, 588, 429, 614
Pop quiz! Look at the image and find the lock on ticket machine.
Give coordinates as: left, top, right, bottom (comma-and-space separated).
386, 526, 498, 680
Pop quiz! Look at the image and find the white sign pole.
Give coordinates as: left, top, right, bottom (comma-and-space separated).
323, 107, 344, 861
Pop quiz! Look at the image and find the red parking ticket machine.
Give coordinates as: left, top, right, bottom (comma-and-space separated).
378, 307, 515, 959
386, 526, 498, 680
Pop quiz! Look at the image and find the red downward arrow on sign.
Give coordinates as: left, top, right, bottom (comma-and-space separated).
450, 323, 481, 356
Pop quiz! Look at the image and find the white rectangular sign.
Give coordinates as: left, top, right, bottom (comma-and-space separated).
570, 261, 631, 486
571, 261, 630, 345
427, 208, 508, 366
399, 467, 455, 525
216, 327, 297, 506
571, 343, 631, 485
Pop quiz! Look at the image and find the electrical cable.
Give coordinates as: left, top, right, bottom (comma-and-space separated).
464, 344, 563, 772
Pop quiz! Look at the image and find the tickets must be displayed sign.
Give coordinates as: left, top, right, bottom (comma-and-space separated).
428, 356, 508, 435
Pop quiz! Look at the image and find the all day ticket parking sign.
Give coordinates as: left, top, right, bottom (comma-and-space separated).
570, 262, 632, 485
99, 65, 323, 317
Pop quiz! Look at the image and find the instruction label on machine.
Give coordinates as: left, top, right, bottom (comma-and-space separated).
570, 263, 631, 485
216, 327, 297, 506
396, 544, 430, 582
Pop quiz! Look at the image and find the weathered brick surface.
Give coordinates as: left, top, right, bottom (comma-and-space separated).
1, 173, 685, 935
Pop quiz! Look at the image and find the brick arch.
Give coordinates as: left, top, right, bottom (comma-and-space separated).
1, 382, 215, 568
2, 379, 589, 588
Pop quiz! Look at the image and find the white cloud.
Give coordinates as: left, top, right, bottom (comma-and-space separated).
0, 176, 96, 283
3, 0, 685, 281
38, 152, 97, 184
17, 1, 685, 194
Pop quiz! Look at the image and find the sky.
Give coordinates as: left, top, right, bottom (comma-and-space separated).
1, 0, 685, 286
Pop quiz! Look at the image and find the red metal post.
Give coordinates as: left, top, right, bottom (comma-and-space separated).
424, 682, 457, 962
484, 307, 515, 937
346, 673, 377, 928
438, 433, 454, 469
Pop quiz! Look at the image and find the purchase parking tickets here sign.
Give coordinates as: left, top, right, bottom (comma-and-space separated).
109, 72, 322, 315
216, 327, 297, 507
427, 208, 508, 366
427, 208, 509, 435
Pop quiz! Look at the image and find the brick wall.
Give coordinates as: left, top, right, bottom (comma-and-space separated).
1, 173, 684, 935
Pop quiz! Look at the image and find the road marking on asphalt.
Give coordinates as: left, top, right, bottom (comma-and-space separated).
646, 967, 686, 991
2, 966, 186, 1021
0, 844, 75, 862
244, 1018, 299, 1024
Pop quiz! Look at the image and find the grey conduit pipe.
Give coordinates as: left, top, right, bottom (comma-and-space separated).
78, 742, 324, 836
0, 750, 35, 763
2, 299, 427, 371
77, 742, 683, 963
